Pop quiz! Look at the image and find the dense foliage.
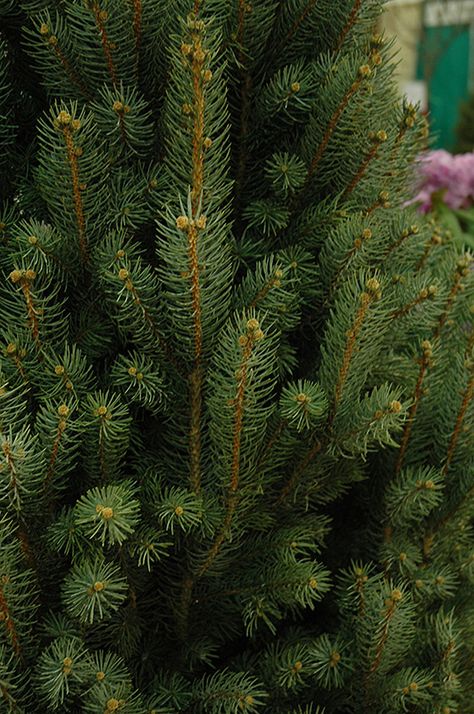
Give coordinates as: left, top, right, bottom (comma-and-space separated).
0, 1, 473, 713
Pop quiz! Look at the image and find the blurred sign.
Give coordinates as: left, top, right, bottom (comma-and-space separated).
425, 0, 474, 26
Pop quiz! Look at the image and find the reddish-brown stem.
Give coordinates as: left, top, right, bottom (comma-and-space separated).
335, 0, 362, 53
277, 438, 323, 505
92, 3, 118, 86
384, 227, 419, 259
343, 143, 380, 199
0, 580, 20, 656
20, 281, 40, 348
283, 0, 318, 47
444, 373, 474, 475
368, 598, 397, 675
186, 30, 208, 492
131, 0, 142, 70
330, 294, 372, 423
48, 40, 91, 100
250, 275, 280, 308
44, 421, 67, 493
189, 365, 203, 494
303, 77, 362, 192
118, 268, 181, 372
177, 335, 255, 639
255, 419, 288, 475
62, 126, 88, 261
395, 354, 429, 475
433, 270, 463, 340
390, 292, 431, 321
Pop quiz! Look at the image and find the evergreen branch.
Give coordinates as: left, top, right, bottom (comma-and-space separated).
277, 438, 323, 505
249, 272, 283, 309
0, 580, 21, 657
444, 372, 474, 475
380, 102, 420, 192
433, 256, 471, 340
185, 19, 210, 490
237, 0, 247, 50
39, 23, 91, 100
389, 286, 437, 321
414, 230, 443, 273
111, 252, 181, 373
57, 114, 88, 262
178, 318, 270, 640
300, 65, 369, 196
4, 345, 27, 383
383, 224, 420, 259
196, 324, 259, 578
187, 222, 203, 360
256, 418, 288, 473
343, 130, 387, 199
328, 228, 373, 299
2, 442, 19, 513
426, 481, 474, 559
9, 270, 41, 349
42, 403, 72, 497
284, 0, 318, 48
234, 73, 252, 226
130, 0, 142, 72
366, 588, 403, 678
116, 106, 128, 145
330, 280, 380, 424
189, 365, 203, 494
334, 0, 362, 54
91, 2, 118, 87
17, 527, 36, 573
395, 341, 432, 475
231, 0, 256, 226
365, 190, 391, 215
196, 573, 325, 606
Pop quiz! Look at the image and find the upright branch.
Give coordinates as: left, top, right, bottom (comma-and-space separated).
434, 256, 471, 340
277, 437, 323, 506
9, 269, 41, 349
178, 319, 265, 638
131, 0, 142, 72
299, 63, 371, 199
178, 19, 213, 492
90, 2, 118, 86
384, 224, 420, 259
114, 256, 180, 372
335, 0, 362, 53
364, 587, 404, 706
279, 278, 381, 503
389, 284, 437, 321
233, 3, 253, 226
330, 278, 381, 424
55, 110, 88, 262
44, 404, 70, 496
199, 318, 264, 578
0, 578, 20, 657
279, 0, 318, 52
444, 368, 474, 476
395, 340, 433, 475
38, 22, 92, 100
343, 130, 388, 200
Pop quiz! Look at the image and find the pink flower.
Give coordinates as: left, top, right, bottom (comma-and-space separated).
410, 150, 474, 213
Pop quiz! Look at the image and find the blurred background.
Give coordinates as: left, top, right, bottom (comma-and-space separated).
382, 0, 474, 151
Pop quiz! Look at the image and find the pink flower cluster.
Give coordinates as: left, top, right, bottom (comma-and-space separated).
412, 150, 474, 213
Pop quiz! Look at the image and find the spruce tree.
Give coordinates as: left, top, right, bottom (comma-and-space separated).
0, 2, 473, 713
